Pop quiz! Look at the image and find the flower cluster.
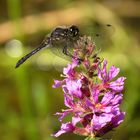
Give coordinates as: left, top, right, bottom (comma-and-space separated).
52, 36, 126, 139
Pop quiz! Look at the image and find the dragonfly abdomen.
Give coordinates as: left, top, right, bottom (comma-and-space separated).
15, 42, 48, 68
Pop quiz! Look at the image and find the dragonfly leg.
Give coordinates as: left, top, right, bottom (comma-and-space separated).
62, 45, 83, 64
62, 45, 68, 55
63, 45, 74, 58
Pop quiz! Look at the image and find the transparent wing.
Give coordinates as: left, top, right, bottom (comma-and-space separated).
79, 23, 115, 49
49, 39, 75, 61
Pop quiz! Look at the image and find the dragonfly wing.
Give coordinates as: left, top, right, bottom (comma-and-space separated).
79, 23, 115, 49
49, 38, 76, 61
49, 43, 71, 61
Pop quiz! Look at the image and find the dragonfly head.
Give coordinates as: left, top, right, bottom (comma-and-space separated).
69, 25, 79, 37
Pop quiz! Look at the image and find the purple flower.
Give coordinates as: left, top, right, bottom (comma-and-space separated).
63, 59, 78, 78
91, 92, 125, 135
63, 79, 83, 98
52, 36, 126, 138
98, 60, 120, 82
53, 116, 82, 137
53, 122, 75, 137
97, 60, 126, 92
52, 79, 65, 88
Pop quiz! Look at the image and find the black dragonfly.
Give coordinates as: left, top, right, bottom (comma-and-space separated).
15, 25, 80, 68
15, 24, 113, 68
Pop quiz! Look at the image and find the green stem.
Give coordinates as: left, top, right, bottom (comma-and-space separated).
85, 137, 99, 140
85, 137, 112, 140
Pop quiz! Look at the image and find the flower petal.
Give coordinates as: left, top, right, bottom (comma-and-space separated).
53, 122, 75, 137
98, 60, 108, 82
53, 80, 65, 88
64, 94, 74, 108
101, 92, 114, 105
112, 111, 125, 127
109, 77, 126, 92
65, 79, 83, 98
108, 66, 120, 80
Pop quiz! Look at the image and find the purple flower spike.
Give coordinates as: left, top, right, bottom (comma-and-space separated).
52, 36, 126, 139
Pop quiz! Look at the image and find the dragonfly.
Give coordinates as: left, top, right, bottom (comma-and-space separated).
15, 24, 113, 68
15, 25, 80, 68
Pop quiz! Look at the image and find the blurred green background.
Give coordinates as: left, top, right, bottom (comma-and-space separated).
0, 0, 140, 140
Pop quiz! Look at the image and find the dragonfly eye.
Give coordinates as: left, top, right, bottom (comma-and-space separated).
69, 25, 79, 37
